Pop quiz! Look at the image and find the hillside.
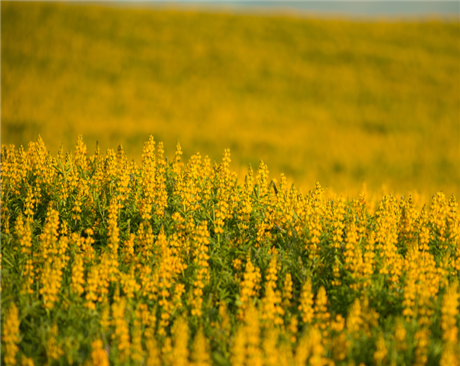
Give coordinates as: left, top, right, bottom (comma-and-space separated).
2, 1, 459, 195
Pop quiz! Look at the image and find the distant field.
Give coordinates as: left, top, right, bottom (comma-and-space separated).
2, 1, 459, 195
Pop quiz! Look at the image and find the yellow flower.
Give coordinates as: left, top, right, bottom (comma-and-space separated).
441, 281, 459, 344
85, 265, 99, 309
39, 262, 62, 309
238, 254, 258, 318
145, 335, 161, 366
261, 252, 283, 326
244, 304, 263, 366
298, 278, 314, 324
373, 334, 387, 366
413, 328, 429, 366
171, 316, 189, 366
2, 303, 20, 366
191, 221, 210, 317
91, 340, 109, 366
71, 253, 85, 296
46, 325, 63, 362
191, 327, 211, 366
111, 297, 131, 362
313, 286, 331, 338
230, 326, 246, 366
394, 317, 407, 352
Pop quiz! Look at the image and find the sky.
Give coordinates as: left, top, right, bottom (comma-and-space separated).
105, 0, 460, 17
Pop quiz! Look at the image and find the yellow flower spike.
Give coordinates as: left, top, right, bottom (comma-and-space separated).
256, 160, 270, 205
413, 328, 430, 366
120, 265, 140, 299
261, 252, 283, 326
96, 253, 113, 302
154, 141, 168, 217
39, 260, 63, 310
19, 357, 34, 366
71, 253, 85, 296
80, 229, 96, 263
114, 144, 132, 203
131, 316, 145, 363
398, 194, 418, 243
244, 304, 263, 366
90, 340, 109, 366
238, 254, 258, 319
346, 298, 362, 338
361, 230, 376, 288
121, 233, 136, 264
85, 265, 99, 310
111, 297, 131, 362
74, 135, 88, 169
304, 184, 324, 261
278, 341, 294, 366
309, 327, 327, 366
359, 296, 379, 337
191, 327, 212, 366
298, 278, 314, 325
417, 206, 431, 252
145, 335, 161, 366
331, 258, 342, 287
37, 207, 60, 269
394, 318, 407, 352
237, 165, 254, 230
331, 332, 348, 362
230, 325, 246, 366
441, 282, 459, 365
281, 272, 293, 310
139, 135, 156, 221
161, 337, 173, 365
429, 192, 448, 246
46, 324, 63, 362
171, 316, 190, 366
313, 286, 331, 339
446, 195, 459, 245
107, 197, 120, 255
15, 214, 31, 255
373, 333, 387, 366
15, 214, 35, 294
374, 195, 401, 283
294, 332, 312, 366
140, 265, 158, 301
288, 317, 299, 344
172, 142, 184, 175
330, 196, 346, 251
263, 327, 280, 366
137, 222, 153, 260
343, 216, 360, 283
1, 209, 10, 234
2, 303, 20, 366
191, 221, 210, 317
1, 145, 21, 211
100, 303, 111, 334
440, 343, 459, 366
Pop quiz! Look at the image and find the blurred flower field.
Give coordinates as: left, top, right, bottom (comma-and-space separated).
1, 136, 459, 365
1, 1, 459, 195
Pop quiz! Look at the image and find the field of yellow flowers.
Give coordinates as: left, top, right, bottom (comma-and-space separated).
1, 136, 459, 365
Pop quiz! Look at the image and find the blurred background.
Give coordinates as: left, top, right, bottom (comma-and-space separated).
2, 1, 459, 195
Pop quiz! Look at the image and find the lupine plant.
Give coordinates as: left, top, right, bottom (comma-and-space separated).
1, 136, 459, 366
